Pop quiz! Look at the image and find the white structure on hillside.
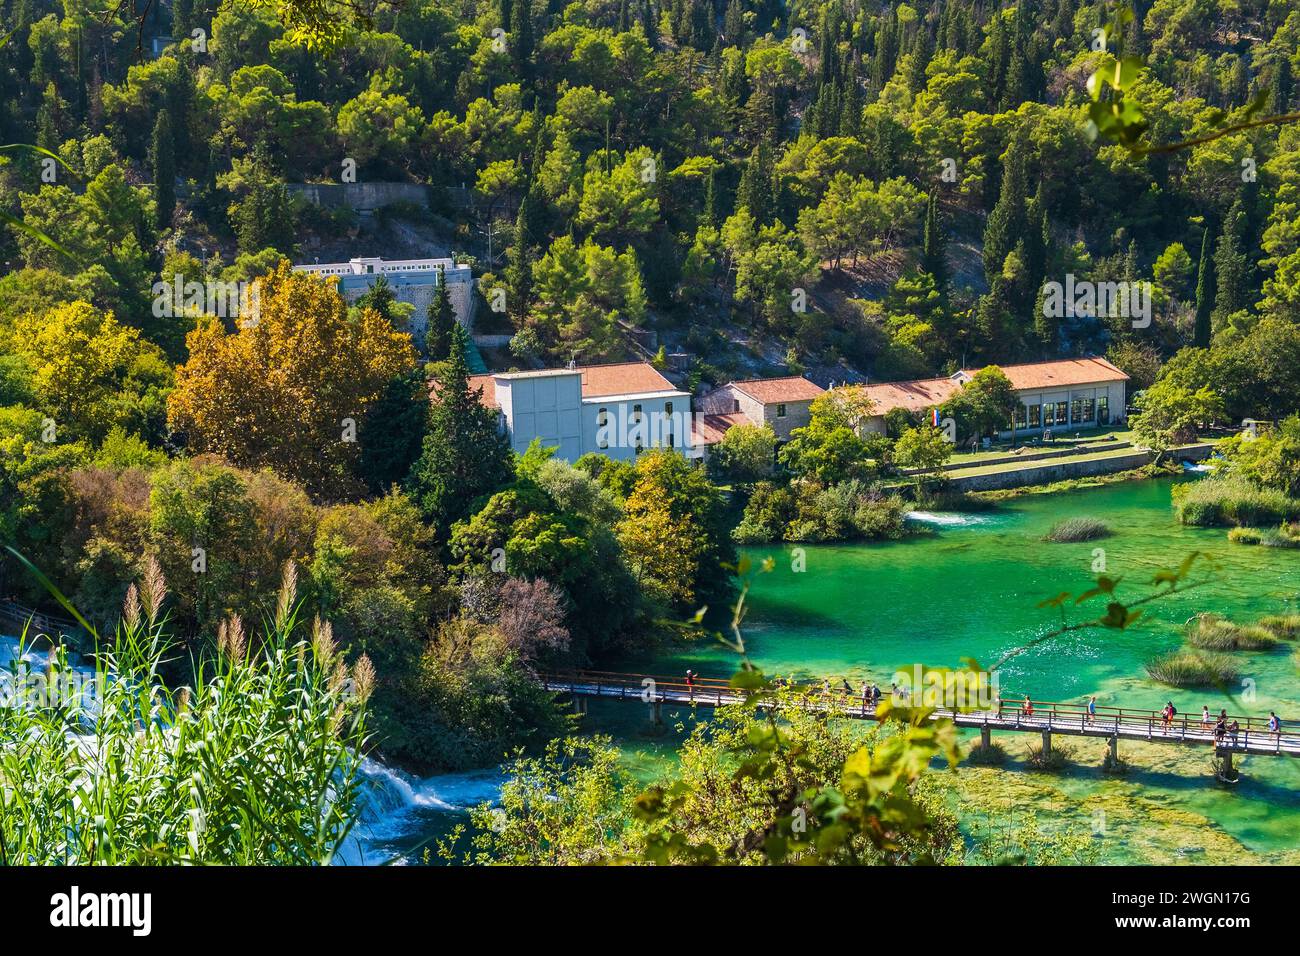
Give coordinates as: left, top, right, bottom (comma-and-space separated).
293, 256, 475, 337
462, 363, 694, 462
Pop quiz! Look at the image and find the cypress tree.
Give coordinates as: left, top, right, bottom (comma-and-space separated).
1271, 55, 1293, 113
702, 165, 717, 229
504, 192, 535, 326
736, 142, 773, 223
1193, 226, 1214, 348
982, 134, 1029, 282
426, 266, 458, 361
642, 0, 659, 50
723, 0, 743, 46
151, 108, 176, 232
407, 324, 513, 531
357, 370, 429, 494
512, 0, 533, 78
1212, 200, 1250, 327
921, 189, 948, 295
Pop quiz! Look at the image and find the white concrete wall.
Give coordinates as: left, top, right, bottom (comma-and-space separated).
496, 373, 585, 462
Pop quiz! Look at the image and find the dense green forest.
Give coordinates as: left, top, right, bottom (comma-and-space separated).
3, 0, 1300, 783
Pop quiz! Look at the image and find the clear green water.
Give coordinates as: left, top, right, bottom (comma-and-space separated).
593, 476, 1300, 865
372, 476, 1300, 865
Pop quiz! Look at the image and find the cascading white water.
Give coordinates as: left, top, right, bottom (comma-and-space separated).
338, 759, 504, 865
904, 511, 1003, 527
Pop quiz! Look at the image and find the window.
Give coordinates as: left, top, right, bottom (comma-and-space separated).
1014, 404, 1028, 428
776, 403, 787, 418
597, 408, 609, 449
1028, 404, 1041, 428
1054, 401, 1068, 426
1098, 395, 1110, 424
665, 401, 673, 416
733, 399, 741, 413
632, 403, 643, 422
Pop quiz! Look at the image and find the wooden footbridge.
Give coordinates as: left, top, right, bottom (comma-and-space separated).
539, 669, 1300, 778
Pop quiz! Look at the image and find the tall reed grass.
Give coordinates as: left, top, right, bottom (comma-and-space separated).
0, 559, 372, 865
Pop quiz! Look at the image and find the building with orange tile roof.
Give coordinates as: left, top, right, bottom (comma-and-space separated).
445, 362, 694, 462
859, 357, 1129, 437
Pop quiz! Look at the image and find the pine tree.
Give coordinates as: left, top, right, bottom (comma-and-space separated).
356, 274, 397, 322
1193, 225, 1214, 348
407, 324, 513, 531
426, 267, 458, 361
151, 108, 176, 232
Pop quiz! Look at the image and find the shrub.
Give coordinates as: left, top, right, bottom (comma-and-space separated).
735, 480, 907, 544
1144, 650, 1239, 687
1043, 516, 1111, 542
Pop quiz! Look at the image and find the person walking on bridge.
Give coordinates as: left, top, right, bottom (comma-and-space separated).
1022, 696, 1034, 718
1086, 695, 1097, 725
685, 669, 695, 703
1269, 711, 1281, 736
1201, 705, 1212, 729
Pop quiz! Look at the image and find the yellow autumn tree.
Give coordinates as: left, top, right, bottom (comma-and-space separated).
167, 262, 417, 499
14, 301, 163, 443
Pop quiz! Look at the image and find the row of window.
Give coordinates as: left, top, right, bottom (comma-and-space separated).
596, 403, 676, 450
1012, 396, 1109, 429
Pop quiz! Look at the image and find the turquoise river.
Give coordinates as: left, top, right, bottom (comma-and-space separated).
356, 475, 1300, 865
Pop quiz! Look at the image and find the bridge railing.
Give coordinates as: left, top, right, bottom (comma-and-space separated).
538, 670, 1295, 743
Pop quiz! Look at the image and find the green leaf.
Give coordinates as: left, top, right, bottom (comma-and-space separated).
2, 545, 100, 643
0, 210, 78, 262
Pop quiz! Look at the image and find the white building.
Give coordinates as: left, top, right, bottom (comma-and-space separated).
293, 256, 475, 337
858, 357, 1129, 437
463, 363, 695, 462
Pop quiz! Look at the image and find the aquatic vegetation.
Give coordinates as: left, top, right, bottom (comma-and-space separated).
1025, 739, 1077, 771
1144, 650, 1239, 687
1258, 614, 1300, 641
1186, 614, 1280, 651
1043, 516, 1111, 542
965, 741, 1008, 765
1227, 526, 1300, 548
1173, 474, 1300, 528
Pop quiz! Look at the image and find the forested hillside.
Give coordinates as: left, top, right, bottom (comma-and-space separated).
3, 0, 1298, 386
3, 0, 1300, 775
